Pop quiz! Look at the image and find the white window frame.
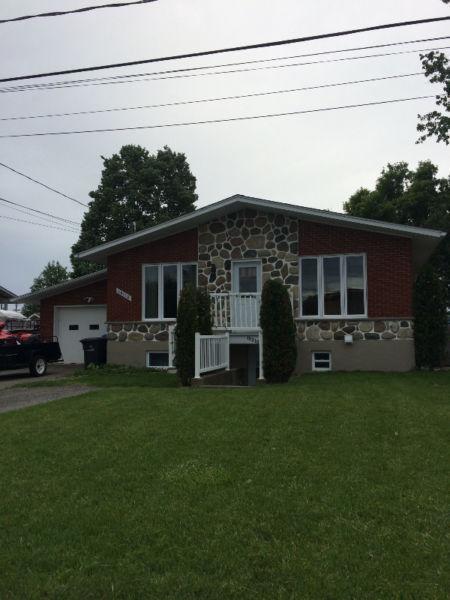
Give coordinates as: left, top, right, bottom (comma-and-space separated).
142, 262, 197, 321
312, 351, 332, 372
146, 351, 170, 370
299, 253, 367, 319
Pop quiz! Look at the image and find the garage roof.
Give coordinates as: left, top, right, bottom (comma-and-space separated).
12, 269, 107, 304
76, 194, 446, 271
0, 285, 16, 301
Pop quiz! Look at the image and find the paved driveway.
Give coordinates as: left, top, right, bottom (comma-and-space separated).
0, 385, 96, 414
0, 364, 79, 391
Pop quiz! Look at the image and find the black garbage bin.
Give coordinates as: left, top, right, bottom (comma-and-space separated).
80, 337, 107, 368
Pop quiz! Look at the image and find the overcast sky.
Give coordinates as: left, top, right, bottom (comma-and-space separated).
0, 0, 449, 295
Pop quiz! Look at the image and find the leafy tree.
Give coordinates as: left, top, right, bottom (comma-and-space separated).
345, 161, 450, 366
71, 145, 197, 276
260, 279, 297, 383
413, 265, 448, 369
196, 287, 213, 335
417, 50, 449, 145
23, 261, 69, 317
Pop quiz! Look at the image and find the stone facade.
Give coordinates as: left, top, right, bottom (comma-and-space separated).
107, 321, 171, 343
198, 209, 299, 306
296, 319, 414, 341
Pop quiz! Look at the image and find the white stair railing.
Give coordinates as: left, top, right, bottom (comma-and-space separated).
210, 293, 261, 329
194, 332, 230, 379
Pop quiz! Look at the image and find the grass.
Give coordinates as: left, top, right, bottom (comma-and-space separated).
0, 371, 449, 599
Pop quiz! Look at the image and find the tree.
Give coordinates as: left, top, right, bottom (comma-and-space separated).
71, 145, 197, 277
413, 265, 448, 369
196, 287, 213, 336
345, 161, 450, 366
260, 279, 297, 383
23, 261, 69, 317
417, 51, 449, 145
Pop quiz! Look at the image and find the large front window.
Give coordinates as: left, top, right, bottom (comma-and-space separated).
300, 254, 366, 317
143, 263, 197, 320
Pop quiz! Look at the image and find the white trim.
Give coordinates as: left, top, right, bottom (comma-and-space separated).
299, 253, 367, 319
76, 194, 445, 263
231, 259, 262, 293
312, 351, 332, 372
141, 262, 197, 321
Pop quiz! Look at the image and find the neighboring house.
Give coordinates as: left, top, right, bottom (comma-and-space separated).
0, 285, 16, 311
12, 195, 445, 376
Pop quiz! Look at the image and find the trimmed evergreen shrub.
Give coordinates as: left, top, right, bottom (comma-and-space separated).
413, 265, 448, 369
196, 287, 212, 335
260, 279, 297, 383
175, 284, 198, 386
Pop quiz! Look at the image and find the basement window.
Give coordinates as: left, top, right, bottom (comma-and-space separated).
312, 352, 332, 372
147, 351, 169, 369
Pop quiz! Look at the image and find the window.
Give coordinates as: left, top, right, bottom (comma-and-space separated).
147, 351, 169, 369
312, 352, 331, 372
69, 324, 79, 331
300, 255, 366, 318
143, 263, 197, 320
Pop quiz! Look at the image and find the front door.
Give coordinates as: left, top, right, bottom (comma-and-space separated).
231, 261, 261, 328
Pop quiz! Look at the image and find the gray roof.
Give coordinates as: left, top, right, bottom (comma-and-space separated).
0, 285, 16, 301
12, 269, 107, 304
76, 194, 446, 272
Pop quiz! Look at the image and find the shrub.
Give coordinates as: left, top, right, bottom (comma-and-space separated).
175, 284, 198, 386
196, 287, 212, 335
413, 265, 448, 369
260, 279, 297, 383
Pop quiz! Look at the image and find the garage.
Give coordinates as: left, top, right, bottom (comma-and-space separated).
55, 306, 107, 363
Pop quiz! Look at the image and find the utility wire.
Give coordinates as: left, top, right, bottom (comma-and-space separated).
3, 34, 448, 92
0, 204, 80, 232
0, 197, 81, 225
0, 72, 423, 122
0, 162, 88, 207
2, 44, 447, 95
0, 16, 448, 83
0, 214, 80, 233
0, 95, 434, 139
0, 46, 450, 94
0, 1, 158, 24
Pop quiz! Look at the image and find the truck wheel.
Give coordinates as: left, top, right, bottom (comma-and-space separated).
30, 356, 47, 377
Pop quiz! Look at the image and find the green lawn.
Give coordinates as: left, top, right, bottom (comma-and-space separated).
1, 372, 449, 599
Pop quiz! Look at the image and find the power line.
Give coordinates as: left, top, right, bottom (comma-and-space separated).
0, 72, 423, 122
0, 162, 88, 207
0, 203, 80, 232
0, 95, 434, 139
0, 1, 158, 24
0, 214, 80, 233
2, 43, 447, 95
2, 35, 447, 93
0, 197, 81, 226
0, 16, 448, 84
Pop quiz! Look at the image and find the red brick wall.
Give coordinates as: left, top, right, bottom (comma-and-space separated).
107, 228, 198, 321
299, 221, 413, 317
40, 279, 107, 338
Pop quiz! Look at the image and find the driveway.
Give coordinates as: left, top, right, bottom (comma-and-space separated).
0, 385, 96, 414
0, 364, 79, 391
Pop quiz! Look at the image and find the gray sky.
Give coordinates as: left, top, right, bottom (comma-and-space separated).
1, 0, 449, 295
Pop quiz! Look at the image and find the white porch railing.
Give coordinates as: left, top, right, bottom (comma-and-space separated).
194, 332, 230, 379
211, 293, 261, 330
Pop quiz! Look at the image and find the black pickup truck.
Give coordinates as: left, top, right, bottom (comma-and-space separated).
0, 338, 62, 377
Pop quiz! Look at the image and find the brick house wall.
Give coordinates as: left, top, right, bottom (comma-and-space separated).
106, 228, 198, 322
298, 221, 413, 318
40, 279, 108, 338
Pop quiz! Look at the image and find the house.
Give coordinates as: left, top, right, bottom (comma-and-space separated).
12, 195, 445, 378
0, 285, 17, 311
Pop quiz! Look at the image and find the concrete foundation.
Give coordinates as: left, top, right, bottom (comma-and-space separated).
296, 339, 415, 373
107, 340, 168, 368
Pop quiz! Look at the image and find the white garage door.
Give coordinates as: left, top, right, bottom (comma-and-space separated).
55, 306, 107, 363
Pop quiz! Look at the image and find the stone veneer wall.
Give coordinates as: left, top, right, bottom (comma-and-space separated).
198, 209, 299, 306
107, 322, 171, 343
297, 319, 413, 341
